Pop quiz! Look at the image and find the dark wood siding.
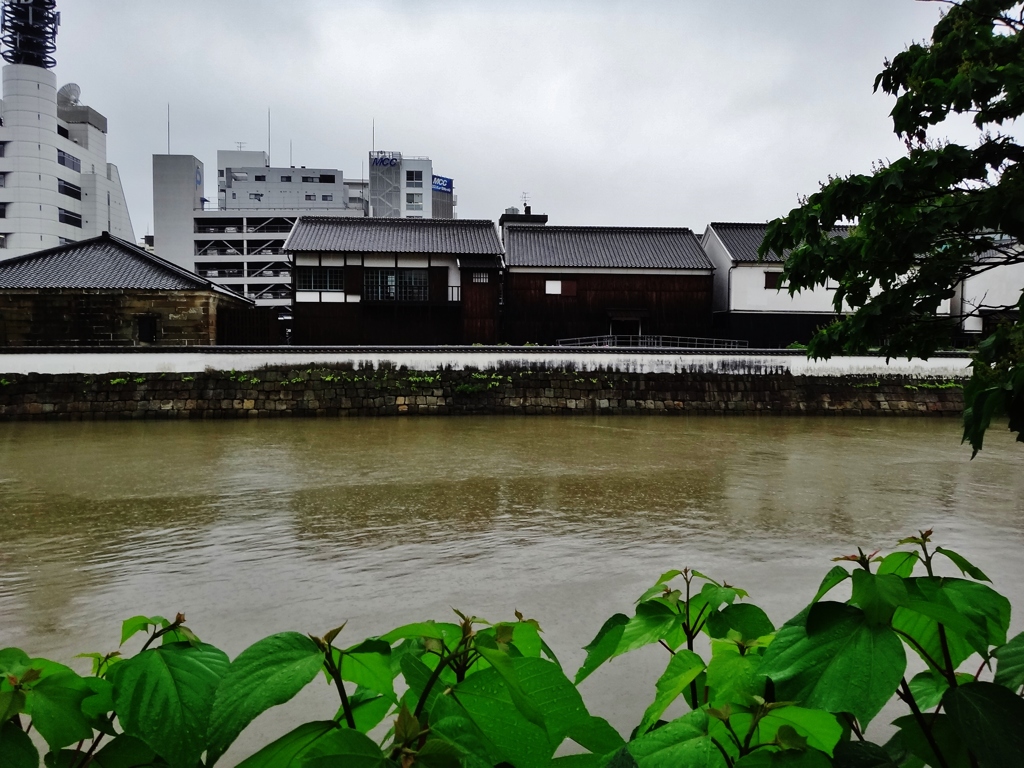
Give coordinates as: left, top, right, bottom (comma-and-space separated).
292, 302, 462, 345
217, 306, 284, 345
502, 271, 713, 344
460, 268, 500, 344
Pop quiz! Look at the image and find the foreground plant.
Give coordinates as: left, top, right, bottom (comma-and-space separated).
1, 532, 1022, 767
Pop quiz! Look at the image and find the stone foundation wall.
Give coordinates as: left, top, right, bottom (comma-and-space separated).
0, 365, 965, 420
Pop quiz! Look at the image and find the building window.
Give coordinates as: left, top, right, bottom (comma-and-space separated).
280, 175, 291, 182
764, 271, 784, 290
56, 125, 69, 139
0, 142, 6, 157
472, 272, 489, 284
295, 266, 344, 291
0, 203, 6, 219
302, 176, 316, 183
231, 192, 237, 199
319, 174, 335, 183
406, 170, 423, 188
0, 234, 6, 248
58, 208, 83, 227
305, 194, 316, 201
364, 268, 429, 302
137, 315, 159, 344
249, 193, 264, 200
218, 170, 225, 178
0, 173, 5, 188
545, 280, 561, 295
58, 179, 82, 199
57, 149, 81, 172
254, 175, 266, 181
59, 237, 76, 245
321, 194, 333, 202
406, 193, 423, 211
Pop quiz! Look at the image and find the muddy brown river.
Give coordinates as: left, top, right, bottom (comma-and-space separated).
1, 416, 1022, 763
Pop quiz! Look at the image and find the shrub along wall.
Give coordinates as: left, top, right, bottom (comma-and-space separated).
0, 365, 965, 420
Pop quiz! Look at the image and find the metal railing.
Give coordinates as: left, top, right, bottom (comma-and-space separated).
556, 335, 748, 349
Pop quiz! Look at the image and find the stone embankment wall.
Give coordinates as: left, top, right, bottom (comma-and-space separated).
0, 365, 965, 420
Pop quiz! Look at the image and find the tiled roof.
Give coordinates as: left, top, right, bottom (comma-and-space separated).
709, 222, 852, 264
505, 226, 712, 270
285, 216, 503, 255
0, 234, 249, 301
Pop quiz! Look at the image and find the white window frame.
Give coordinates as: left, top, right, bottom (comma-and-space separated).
545, 280, 562, 295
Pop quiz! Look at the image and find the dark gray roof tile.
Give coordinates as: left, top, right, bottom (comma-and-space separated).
286, 216, 503, 255
710, 222, 852, 264
505, 226, 712, 270
0, 234, 248, 301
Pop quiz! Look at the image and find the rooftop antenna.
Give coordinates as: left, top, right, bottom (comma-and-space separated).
234, 141, 247, 152
372, 118, 375, 153
1, 0, 60, 68
267, 108, 271, 166
521, 192, 530, 207
289, 139, 293, 167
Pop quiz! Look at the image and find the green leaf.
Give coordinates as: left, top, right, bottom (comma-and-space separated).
474, 638, 548, 732
850, 571, 908, 626
120, 616, 165, 646
908, 670, 949, 711
761, 707, 843, 756
339, 640, 396, 703
705, 603, 775, 641
943, 681, 1024, 768
812, 566, 850, 603
876, 551, 918, 578
636, 650, 705, 735
566, 715, 625, 755
24, 668, 94, 751
575, 614, 629, 684
379, 622, 458, 645
627, 710, 726, 768
603, 747, 640, 768
109, 641, 229, 768
706, 652, 764, 708
206, 632, 325, 765
891, 713, 971, 768
934, 547, 991, 582
414, 738, 464, 768
348, 688, 393, 734
0, 648, 30, 676
300, 727, 391, 768
736, 750, 832, 767
235, 721, 339, 768
0, 689, 25, 722
994, 631, 1024, 690
615, 602, 678, 658
759, 603, 905, 727
455, 656, 590, 768
90, 735, 159, 768
831, 740, 899, 768
512, 621, 543, 658
0, 720, 39, 768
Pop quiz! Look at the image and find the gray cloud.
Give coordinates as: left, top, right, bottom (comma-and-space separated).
50, 1, 979, 236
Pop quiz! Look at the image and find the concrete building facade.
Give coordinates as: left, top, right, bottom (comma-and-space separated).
0, 3, 134, 260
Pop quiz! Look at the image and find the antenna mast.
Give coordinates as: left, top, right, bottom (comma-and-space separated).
1, 0, 60, 68
267, 108, 271, 166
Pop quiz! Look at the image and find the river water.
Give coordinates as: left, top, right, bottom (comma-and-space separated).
1, 416, 1022, 762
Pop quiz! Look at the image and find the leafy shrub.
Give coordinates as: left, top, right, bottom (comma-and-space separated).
1, 531, 1021, 767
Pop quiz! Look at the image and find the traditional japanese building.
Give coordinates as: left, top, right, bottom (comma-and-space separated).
285, 216, 503, 345
502, 224, 714, 345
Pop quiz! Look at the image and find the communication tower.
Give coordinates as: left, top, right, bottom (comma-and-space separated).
1, 0, 60, 69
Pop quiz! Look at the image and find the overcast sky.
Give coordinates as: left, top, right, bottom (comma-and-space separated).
52, 0, 979, 237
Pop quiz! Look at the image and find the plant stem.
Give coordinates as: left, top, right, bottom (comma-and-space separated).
936, 625, 959, 688
415, 650, 462, 719
900, 677, 950, 768
710, 737, 734, 767
324, 650, 357, 729
658, 639, 676, 656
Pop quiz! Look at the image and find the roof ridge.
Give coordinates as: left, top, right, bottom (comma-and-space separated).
296, 215, 496, 226
508, 225, 694, 234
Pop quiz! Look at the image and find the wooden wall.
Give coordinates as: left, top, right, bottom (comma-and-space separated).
502, 272, 713, 344
292, 302, 462, 345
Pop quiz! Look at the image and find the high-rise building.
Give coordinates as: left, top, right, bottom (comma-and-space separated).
153, 151, 366, 308
368, 151, 456, 219
0, 0, 134, 260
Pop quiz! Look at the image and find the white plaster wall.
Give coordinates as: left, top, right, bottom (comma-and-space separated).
701, 226, 733, 313
731, 265, 839, 313
960, 261, 1024, 332
0, 350, 972, 378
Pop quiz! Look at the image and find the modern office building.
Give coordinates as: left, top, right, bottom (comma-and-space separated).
153, 150, 366, 308
368, 150, 455, 219
0, 0, 134, 260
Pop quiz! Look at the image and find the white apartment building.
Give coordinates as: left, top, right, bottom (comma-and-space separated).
154, 149, 455, 309
153, 150, 366, 308
0, 1, 134, 259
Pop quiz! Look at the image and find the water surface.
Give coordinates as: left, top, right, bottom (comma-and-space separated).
1, 416, 1021, 761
